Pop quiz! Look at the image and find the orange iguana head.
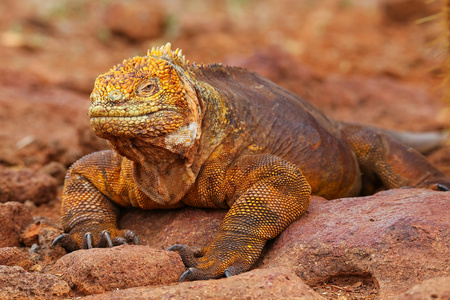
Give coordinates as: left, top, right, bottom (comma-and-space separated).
89, 43, 202, 157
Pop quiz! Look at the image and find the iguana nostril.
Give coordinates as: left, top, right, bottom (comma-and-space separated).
90, 92, 99, 103
108, 90, 124, 101
89, 104, 108, 117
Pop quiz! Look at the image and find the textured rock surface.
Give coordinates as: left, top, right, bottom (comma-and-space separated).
0, 265, 71, 299
120, 206, 227, 250
395, 277, 450, 300
259, 189, 450, 299
49, 245, 185, 295
0, 166, 57, 204
83, 267, 325, 300
0, 201, 33, 247
0, 247, 33, 270
21, 218, 67, 266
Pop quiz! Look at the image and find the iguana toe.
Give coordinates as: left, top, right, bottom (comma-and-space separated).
120, 229, 140, 245
223, 264, 248, 277
97, 230, 113, 248
177, 267, 234, 282
178, 268, 211, 282
173, 259, 250, 281
51, 233, 80, 252
167, 244, 200, 268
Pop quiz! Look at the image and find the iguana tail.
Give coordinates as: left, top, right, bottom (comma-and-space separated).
338, 122, 448, 154
379, 129, 449, 154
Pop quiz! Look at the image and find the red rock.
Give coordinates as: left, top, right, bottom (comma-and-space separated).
119, 206, 226, 250
22, 219, 60, 247
0, 72, 88, 169
21, 221, 43, 247
396, 277, 450, 300
0, 247, 33, 270
83, 267, 325, 300
0, 265, 71, 299
0, 202, 33, 247
49, 245, 185, 295
259, 189, 450, 299
0, 166, 57, 205
21, 218, 66, 266
40, 161, 67, 185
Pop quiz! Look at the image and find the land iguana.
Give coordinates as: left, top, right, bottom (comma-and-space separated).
52, 43, 450, 282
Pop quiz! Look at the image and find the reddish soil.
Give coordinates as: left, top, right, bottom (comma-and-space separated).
0, 1, 449, 299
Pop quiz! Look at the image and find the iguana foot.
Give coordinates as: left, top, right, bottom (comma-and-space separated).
400, 181, 450, 191
168, 231, 265, 282
52, 229, 139, 252
421, 179, 450, 192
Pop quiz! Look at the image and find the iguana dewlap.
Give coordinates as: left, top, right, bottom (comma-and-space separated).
53, 43, 449, 281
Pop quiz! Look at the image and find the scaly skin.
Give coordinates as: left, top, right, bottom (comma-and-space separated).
53, 43, 450, 281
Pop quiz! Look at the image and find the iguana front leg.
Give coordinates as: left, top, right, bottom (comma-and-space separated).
52, 151, 142, 251
169, 154, 311, 281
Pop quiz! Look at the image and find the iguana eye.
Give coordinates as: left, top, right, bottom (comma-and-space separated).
136, 80, 159, 96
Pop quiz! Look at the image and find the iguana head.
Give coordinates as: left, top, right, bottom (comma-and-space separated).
89, 43, 202, 158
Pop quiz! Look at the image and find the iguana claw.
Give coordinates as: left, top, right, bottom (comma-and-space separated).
437, 183, 450, 191
51, 229, 140, 252
176, 266, 239, 282
178, 269, 194, 282
81, 232, 94, 249
176, 267, 222, 282
51, 233, 80, 251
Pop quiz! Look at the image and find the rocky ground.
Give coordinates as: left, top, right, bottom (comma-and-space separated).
0, 0, 449, 299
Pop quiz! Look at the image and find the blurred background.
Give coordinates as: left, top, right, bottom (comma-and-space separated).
0, 0, 447, 90
0, 0, 449, 174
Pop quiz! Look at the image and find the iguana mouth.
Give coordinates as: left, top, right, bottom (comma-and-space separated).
89, 109, 184, 138
89, 104, 180, 119
90, 112, 164, 120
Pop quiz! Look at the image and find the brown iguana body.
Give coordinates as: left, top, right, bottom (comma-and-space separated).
53, 43, 449, 281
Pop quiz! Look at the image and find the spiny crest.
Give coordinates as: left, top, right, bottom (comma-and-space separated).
95, 43, 190, 97
147, 43, 189, 67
